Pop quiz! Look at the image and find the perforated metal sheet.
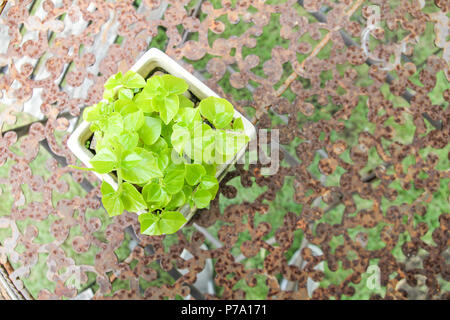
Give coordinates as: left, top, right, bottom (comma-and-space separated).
0, 0, 448, 300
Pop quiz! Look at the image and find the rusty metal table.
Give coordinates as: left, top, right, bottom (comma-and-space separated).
0, 0, 449, 300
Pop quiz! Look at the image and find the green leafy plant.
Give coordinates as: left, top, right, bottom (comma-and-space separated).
72, 70, 249, 235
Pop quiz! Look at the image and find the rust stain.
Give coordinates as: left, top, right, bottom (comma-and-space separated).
0, 0, 448, 300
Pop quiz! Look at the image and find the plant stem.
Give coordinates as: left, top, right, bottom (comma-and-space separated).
117, 169, 123, 190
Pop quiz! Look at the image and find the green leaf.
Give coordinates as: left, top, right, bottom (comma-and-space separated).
159, 95, 179, 124
103, 88, 116, 101
120, 148, 163, 184
117, 131, 139, 151
160, 121, 174, 140
121, 182, 147, 213
185, 163, 206, 186
158, 210, 187, 234
166, 191, 185, 210
121, 70, 146, 88
178, 94, 194, 109
114, 98, 134, 114
199, 97, 216, 121
117, 100, 139, 116
203, 163, 217, 176
192, 189, 212, 209
199, 175, 218, 190
134, 90, 155, 113
157, 152, 169, 172
123, 109, 144, 131
138, 116, 162, 146
103, 112, 123, 136
83, 102, 113, 123
101, 181, 124, 217
182, 184, 193, 199
146, 136, 168, 154
90, 147, 118, 173
200, 174, 219, 199
138, 212, 161, 235
121, 149, 142, 167
142, 182, 171, 208
162, 75, 189, 95
139, 210, 186, 235
118, 88, 134, 100
83, 105, 101, 122
144, 75, 164, 96
163, 168, 185, 194
104, 72, 123, 89
100, 102, 114, 115
164, 160, 185, 173
171, 123, 190, 154
233, 117, 245, 131
214, 112, 234, 129
199, 96, 234, 129
173, 106, 199, 125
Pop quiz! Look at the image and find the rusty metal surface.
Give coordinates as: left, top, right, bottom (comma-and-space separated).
0, 0, 449, 300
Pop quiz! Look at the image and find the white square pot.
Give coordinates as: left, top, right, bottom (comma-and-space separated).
67, 48, 256, 223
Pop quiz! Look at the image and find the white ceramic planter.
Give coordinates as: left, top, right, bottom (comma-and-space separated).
67, 48, 256, 223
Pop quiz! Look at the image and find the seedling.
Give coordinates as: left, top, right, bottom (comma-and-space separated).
71, 71, 249, 236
